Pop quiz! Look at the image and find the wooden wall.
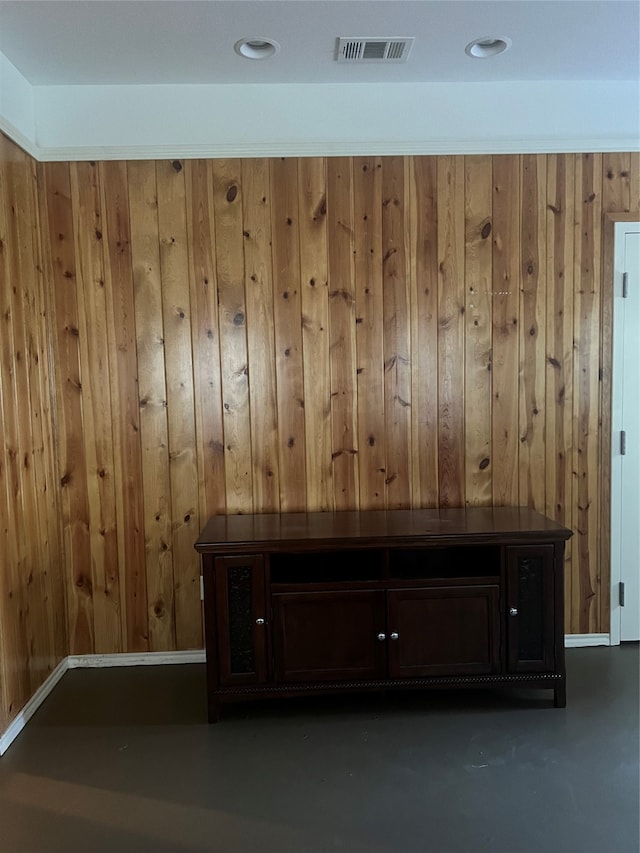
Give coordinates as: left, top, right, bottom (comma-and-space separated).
34, 152, 639, 656
0, 135, 67, 734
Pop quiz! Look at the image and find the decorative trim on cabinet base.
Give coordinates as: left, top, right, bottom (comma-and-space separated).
216, 672, 564, 698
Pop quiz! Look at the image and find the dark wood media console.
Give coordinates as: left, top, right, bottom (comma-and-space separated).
195, 508, 572, 721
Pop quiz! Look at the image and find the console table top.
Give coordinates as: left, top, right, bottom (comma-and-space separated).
195, 507, 572, 552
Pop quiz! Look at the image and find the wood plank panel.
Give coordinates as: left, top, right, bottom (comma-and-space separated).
127, 160, 175, 652
545, 154, 576, 630
464, 155, 493, 506
185, 160, 226, 520
0, 141, 32, 714
42, 161, 94, 655
212, 160, 253, 514
409, 157, 439, 507
353, 157, 386, 509
298, 158, 332, 511
519, 155, 547, 511
437, 156, 466, 507
156, 159, 201, 650
0, 137, 67, 730
33, 159, 68, 667
629, 152, 640, 214
491, 155, 521, 506
7, 153, 54, 690
382, 157, 411, 509
270, 157, 306, 511
572, 153, 602, 634
241, 158, 280, 512
100, 160, 149, 652
327, 157, 359, 510
602, 152, 631, 213
70, 162, 122, 654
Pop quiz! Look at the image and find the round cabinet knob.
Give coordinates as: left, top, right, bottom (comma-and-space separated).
377, 632, 387, 641
255, 618, 265, 625
509, 607, 518, 617
390, 632, 399, 640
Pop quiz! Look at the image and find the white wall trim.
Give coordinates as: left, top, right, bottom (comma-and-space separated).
0, 116, 39, 160
0, 658, 69, 756
28, 136, 640, 162
0, 639, 617, 754
2, 63, 638, 160
0, 650, 205, 756
67, 650, 206, 669
23, 77, 640, 161
564, 633, 611, 648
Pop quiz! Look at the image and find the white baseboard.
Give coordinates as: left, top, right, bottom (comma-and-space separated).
0, 650, 206, 756
0, 658, 69, 756
565, 633, 611, 648
0, 638, 614, 755
67, 650, 206, 669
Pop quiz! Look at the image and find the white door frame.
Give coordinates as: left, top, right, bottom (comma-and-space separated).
610, 220, 640, 645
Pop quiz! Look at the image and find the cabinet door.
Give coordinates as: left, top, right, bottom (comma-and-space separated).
215, 555, 268, 685
272, 590, 387, 683
506, 545, 555, 672
387, 585, 500, 678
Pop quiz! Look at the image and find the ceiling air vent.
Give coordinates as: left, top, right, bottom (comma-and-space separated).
337, 37, 414, 63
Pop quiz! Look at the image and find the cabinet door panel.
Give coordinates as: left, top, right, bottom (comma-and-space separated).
272, 590, 387, 683
215, 555, 268, 685
506, 545, 555, 672
388, 585, 500, 677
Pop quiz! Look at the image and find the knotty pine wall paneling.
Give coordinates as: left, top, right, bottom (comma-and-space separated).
463, 155, 493, 506
270, 158, 306, 512
0, 135, 67, 734
34, 152, 638, 657
409, 157, 439, 508
327, 158, 359, 510
545, 154, 576, 632
382, 157, 411, 510
354, 157, 386, 509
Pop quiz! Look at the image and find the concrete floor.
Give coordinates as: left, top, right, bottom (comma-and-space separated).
0, 646, 638, 853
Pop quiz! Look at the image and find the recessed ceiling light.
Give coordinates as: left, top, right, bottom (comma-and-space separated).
465, 37, 512, 59
234, 38, 280, 60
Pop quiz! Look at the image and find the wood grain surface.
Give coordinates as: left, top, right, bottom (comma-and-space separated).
0, 136, 67, 732
2, 136, 637, 709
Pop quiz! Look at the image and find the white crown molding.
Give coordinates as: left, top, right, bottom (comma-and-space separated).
28, 136, 640, 162
0, 115, 39, 160
2, 55, 638, 161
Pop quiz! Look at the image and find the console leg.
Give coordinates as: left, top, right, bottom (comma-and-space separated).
554, 682, 566, 708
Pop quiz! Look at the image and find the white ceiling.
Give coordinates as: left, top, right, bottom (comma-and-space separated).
0, 0, 638, 87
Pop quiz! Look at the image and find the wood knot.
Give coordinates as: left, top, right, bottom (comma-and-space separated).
226, 185, 238, 203
171, 160, 183, 173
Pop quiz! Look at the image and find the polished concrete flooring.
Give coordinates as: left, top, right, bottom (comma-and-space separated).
0, 645, 638, 853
